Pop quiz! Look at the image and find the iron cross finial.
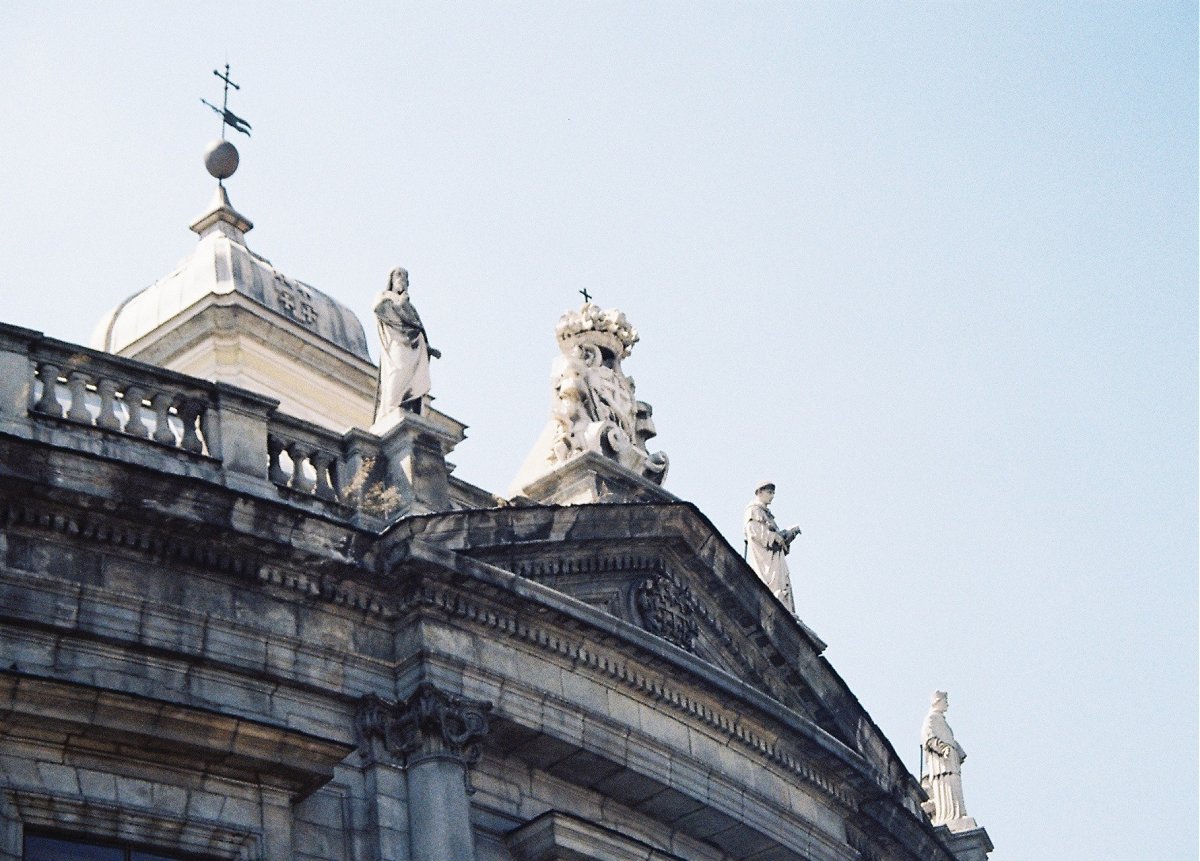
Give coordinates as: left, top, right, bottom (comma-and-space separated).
579, 288, 592, 303
201, 63, 252, 139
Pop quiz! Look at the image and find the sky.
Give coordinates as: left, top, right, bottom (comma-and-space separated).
1, 3, 1196, 859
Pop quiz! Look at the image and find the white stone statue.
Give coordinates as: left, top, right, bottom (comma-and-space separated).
743, 482, 801, 612
542, 302, 668, 483
921, 690, 977, 831
374, 267, 440, 424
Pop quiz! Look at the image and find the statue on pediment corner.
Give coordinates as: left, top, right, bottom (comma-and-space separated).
744, 482, 801, 612
920, 690, 978, 832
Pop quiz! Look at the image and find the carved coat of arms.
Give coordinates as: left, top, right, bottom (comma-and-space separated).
634, 570, 699, 652
546, 303, 669, 484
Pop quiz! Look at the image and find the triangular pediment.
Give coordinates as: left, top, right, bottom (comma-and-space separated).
439, 502, 851, 746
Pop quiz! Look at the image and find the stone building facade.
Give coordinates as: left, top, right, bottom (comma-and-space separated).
0, 165, 990, 861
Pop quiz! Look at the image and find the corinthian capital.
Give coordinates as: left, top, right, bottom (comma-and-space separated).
357, 682, 492, 773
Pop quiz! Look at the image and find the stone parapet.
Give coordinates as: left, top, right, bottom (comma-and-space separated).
0, 323, 975, 861
0, 322, 487, 525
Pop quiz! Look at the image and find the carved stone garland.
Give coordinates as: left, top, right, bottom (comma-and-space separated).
356, 682, 492, 792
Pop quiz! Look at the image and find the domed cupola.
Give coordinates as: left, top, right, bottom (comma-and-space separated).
91, 134, 377, 432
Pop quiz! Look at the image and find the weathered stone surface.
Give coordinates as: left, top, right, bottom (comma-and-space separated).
0, 318, 978, 861
511, 303, 669, 501
943, 825, 994, 861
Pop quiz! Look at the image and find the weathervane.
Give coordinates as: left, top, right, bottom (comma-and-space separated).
201, 64, 252, 139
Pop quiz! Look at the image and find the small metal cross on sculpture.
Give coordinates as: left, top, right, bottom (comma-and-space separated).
579, 288, 592, 303
201, 64, 252, 138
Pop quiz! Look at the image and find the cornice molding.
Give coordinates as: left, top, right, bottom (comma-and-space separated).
392, 577, 861, 810
3, 496, 256, 579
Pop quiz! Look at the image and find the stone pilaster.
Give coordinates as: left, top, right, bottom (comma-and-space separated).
356, 684, 492, 861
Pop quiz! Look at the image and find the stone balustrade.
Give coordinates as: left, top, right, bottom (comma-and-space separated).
267, 415, 346, 502
0, 323, 389, 520
29, 342, 212, 455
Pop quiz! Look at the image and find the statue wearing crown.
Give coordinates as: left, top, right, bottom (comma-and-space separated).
543, 303, 668, 484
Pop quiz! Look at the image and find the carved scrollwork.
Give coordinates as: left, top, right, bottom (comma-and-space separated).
356, 682, 492, 791
634, 570, 699, 652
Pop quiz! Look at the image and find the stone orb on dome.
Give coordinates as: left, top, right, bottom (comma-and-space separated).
203, 139, 240, 180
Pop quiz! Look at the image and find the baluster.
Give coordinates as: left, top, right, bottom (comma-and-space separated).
95, 378, 121, 431
287, 443, 315, 494
123, 387, 150, 438
66, 371, 92, 424
33, 363, 64, 417
199, 406, 218, 459
267, 434, 288, 486
177, 398, 205, 453
150, 392, 176, 446
312, 452, 337, 501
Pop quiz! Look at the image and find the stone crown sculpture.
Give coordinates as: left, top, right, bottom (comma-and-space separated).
510, 302, 669, 500
546, 303, 668, 485
555, 303, 640, 359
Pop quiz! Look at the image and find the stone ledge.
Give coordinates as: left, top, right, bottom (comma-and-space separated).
0, 567, 393, 726
0, 671, 352, 800
506, 809, 689, 861
394, 542, 867, 790
2, 787, 259, 861
941, 824, 994, 861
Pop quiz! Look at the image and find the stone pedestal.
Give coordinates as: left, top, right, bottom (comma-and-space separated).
942, 825, 993, 861
372, 409, 466, 515
512, 450, 679, 506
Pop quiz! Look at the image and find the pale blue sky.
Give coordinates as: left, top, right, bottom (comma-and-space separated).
2, 4, 1196, 859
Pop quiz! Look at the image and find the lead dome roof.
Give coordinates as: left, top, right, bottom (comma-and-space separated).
92, 185, 370, 361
